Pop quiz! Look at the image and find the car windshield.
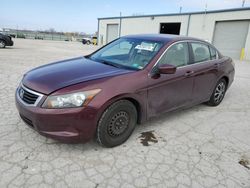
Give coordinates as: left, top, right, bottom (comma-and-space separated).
89, 38, 164, 70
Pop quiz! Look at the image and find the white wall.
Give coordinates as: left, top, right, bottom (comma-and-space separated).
98, 9, 250, 60
120, 15, 189, 36
188, 10, 250, 42
187, 10, 250, 60
98, 15, 189, 45
245, 23, 250, 60
98, 18, 120, 45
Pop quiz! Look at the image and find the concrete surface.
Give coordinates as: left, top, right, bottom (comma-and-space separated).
0, 39, 250, 188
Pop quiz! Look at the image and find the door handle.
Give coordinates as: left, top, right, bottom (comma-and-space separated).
184, 70, 194, 77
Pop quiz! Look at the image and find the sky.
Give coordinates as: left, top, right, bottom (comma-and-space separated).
1, 0, 249, 34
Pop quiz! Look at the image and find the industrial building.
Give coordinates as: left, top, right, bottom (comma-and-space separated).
98, 7, 250, 60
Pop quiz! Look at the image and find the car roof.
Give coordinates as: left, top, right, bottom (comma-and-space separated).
122, 34, 205, 44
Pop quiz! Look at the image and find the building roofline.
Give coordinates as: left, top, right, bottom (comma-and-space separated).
98, 7, 250, 20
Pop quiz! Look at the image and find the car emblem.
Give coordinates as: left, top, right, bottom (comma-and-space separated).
19, 88, 24, 99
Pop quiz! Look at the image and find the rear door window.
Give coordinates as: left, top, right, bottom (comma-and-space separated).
190, 43, 211, 63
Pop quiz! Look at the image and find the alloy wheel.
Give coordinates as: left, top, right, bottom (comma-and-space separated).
214, 82, 226, 103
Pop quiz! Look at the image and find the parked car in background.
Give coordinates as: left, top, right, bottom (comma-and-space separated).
16, 34, 235, 147
82, 37, 92, 45
82, 37, 98, 45
0, 33, 14, 48
35, 36, 43, 40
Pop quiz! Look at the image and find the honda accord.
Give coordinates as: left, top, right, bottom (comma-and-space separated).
15, 34, 235, 147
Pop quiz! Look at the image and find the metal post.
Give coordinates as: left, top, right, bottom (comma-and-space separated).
16, 25, 18, 38
179, 6, 182, 14
186, 14, 191, 36
242, 0, 246, 7
97, 19, 100, 45
202, 4, 207, 29
119, 12, 122, 37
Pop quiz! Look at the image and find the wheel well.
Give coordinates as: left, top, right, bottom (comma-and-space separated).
221, 76, 229, 89
124, 98, 141, 124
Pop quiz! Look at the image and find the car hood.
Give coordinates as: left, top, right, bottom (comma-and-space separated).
22, 57, 134, 95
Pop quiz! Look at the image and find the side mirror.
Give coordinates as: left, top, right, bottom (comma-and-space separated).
158, 64, 177, 74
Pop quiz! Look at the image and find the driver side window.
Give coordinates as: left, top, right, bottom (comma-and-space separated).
158, 42, 189, 67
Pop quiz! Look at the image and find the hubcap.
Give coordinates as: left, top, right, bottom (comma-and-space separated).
108, 111, 129, 137
214, 82, 226, 103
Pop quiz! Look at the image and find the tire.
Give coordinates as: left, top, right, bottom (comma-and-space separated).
97, 100, 137, 147
0, 40, 6, 48
87, 41, 91, 45
207, 78, 227, 106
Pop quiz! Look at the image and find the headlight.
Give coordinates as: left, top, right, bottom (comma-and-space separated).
42, 89, 101, 109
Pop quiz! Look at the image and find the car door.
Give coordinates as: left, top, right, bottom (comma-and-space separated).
147, 42, 194, 118
188, 42, 219, 103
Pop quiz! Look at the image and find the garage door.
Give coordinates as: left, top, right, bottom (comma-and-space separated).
106, 24, 119, 43
213, 20, 250, 59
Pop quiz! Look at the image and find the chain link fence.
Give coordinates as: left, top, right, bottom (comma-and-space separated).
3, 29, 88, 42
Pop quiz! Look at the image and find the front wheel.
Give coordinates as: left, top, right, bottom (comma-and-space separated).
96, 100, 137, 147
207, 78, 227, 106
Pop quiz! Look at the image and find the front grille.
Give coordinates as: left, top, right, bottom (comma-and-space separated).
18, 85, 43, 106
20, 114, 34, 128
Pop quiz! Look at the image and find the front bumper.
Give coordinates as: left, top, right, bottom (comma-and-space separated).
15, 90, 99, 143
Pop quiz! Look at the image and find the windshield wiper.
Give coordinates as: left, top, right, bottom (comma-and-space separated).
92, 58, 139, 71
99, 60, 124, 69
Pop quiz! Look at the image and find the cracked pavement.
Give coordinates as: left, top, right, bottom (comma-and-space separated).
0, 39, 250, 188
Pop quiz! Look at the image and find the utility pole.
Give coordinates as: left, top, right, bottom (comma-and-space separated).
179, 6, 182, 14
119, 12, 122, 37
242, 0, 246, 7
16, 25, 18, 38
202, 3, 208, 29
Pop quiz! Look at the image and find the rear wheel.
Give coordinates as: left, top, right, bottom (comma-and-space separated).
207, 78, 227, 106
96, 100, 137, 147
0, 40, 6, 48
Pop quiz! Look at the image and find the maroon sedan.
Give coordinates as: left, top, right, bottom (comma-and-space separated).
16, 34, 235, 147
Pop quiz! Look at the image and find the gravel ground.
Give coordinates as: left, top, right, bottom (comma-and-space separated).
0, 39, 250, 188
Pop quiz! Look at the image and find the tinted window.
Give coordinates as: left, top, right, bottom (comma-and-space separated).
210, 46, 218, 60
191, 43, 210, 63
158, 42, 189, 67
